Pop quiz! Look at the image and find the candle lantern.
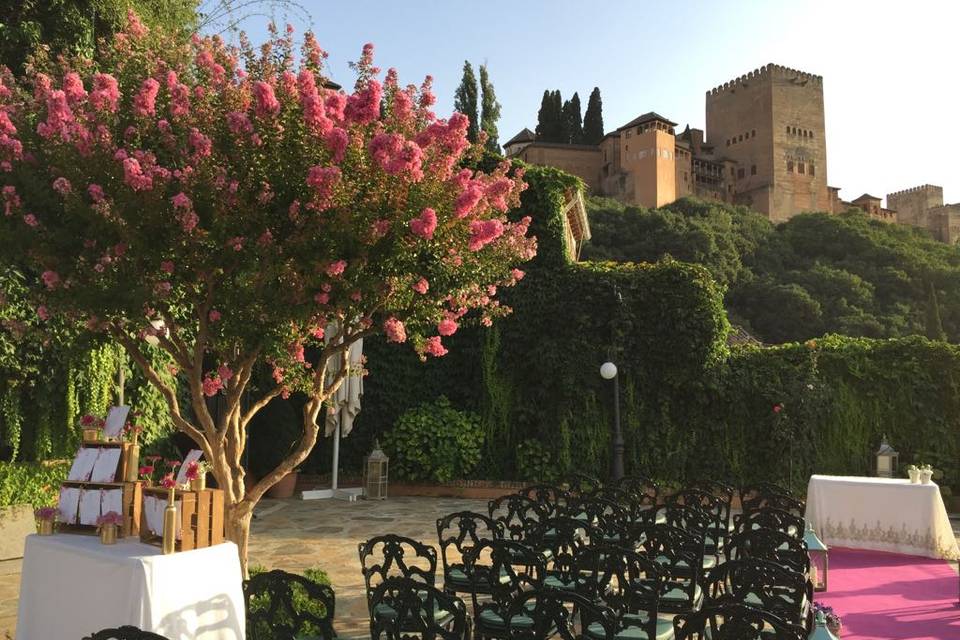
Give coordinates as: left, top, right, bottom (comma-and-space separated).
805, 522, 829, 592
363, 440, 389, 500
875, 436, 899, 478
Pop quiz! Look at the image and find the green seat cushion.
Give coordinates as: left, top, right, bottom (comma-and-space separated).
662, 584, 703, 606
702, 556, 717, 570
585, 618, 675, 640
544, 574, 577, 590
445, 566, 510, 589
477, 609, 535, 631
373, 601, 451, 624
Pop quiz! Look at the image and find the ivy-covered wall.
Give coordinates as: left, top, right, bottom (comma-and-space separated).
304, 164, 960, 495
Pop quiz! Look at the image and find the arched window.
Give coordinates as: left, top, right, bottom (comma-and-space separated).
787, 160, 794, 173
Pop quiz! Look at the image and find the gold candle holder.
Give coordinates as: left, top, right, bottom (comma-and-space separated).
162, 487, 177, 554
190, 474, 206, 492
37, 519, 55, 536
124, 443, 140, 482
99, 523, 118, 545
82, 428, 99, 442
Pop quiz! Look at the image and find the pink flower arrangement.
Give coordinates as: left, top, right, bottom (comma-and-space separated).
160, 473, 177, 489
34, 507, 58, 521
96, 511, 123, 527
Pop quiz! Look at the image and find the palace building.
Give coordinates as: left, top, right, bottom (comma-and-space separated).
505, 63, 960, 241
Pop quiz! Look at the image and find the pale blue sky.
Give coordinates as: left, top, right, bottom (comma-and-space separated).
226, 0, 959, 207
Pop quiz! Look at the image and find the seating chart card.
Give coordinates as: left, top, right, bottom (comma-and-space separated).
78, 489, 102, 526
58, 487, 81, 524
143, 494, 182, 540
101, 488, 122, 518
103, 405, 130, 439
175, 450, 204, 485
67, 448, 99, 482
89, 448, 122, 483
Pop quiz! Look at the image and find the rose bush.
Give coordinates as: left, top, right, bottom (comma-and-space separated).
0, 12, 535, 568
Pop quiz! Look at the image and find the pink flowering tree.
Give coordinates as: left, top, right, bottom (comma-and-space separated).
0, 12, 534, 568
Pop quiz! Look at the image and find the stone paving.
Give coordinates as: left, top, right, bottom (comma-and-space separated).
1, 497, 958, 639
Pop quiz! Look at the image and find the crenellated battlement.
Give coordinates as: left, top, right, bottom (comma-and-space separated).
887, 184, 942, 198
706, 63, 823, 97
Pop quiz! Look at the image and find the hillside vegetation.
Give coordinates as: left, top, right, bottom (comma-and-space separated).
582, 197, 960, 343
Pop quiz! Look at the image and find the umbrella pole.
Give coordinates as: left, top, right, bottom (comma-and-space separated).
331, 419, 340, 491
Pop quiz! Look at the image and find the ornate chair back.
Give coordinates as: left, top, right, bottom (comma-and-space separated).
84, 628, 170, 640
565, 473, 604, 497
359, 534, 438, 609
505, 589, 618, 640
529, 516, 602, 591
465, 539, 547, 637
632, 523, 703, 613
488, 494, 548, 544
727, 528, 810, 574
733, 507, 805, 539
739, 482, 793, 507
703, 558, 812, 630
574, 543, 663, 640
519, 484, 571, 517
742, 493, 805, 517
436, 511, 503, 594
617, 475, 659, 510
673, 602, 807, 640
243, 569, 336, 640
566, 496, 631, 541
368, 576, 469, 640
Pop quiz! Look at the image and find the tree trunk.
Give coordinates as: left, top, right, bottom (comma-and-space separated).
224, 499, 254, 577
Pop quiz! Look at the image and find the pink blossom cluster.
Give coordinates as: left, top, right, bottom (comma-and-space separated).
369, 132, 423, 181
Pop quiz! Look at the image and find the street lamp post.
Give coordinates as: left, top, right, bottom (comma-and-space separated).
600, 361, 624, 482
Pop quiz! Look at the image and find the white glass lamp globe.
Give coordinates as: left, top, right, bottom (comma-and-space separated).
600, 362, 618, 380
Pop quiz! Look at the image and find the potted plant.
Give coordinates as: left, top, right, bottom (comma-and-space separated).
907, 464, 920, 483
919, 464, 934, 484
185, 460, 212, 491
34, 507, 58, 536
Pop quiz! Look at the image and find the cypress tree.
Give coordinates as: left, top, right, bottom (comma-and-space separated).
453, 61, 480, 143
562, 92, 583, 144
926, 279, 947, 341
550, 90, 563, 142
535, 90, 552, 141
583, 87, 605, 145
479, 64, 502, 153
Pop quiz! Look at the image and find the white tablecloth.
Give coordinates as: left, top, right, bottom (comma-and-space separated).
805, 474, 960, 560
16, 535, 245, 640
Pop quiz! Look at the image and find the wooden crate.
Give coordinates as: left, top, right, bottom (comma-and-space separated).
58, 480, 142, 537
139, 487, 225, 551
73, 441, 134, 483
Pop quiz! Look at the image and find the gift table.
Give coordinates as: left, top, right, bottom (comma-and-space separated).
16, 534, 245, 640
805, 474, 960, 560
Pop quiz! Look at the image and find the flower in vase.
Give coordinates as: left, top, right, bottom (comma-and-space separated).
34, 506, 58, 521
184, 460, 200, 481
160, 473, 177, 489
165, 459, 182, 470
96, 511, 123, 527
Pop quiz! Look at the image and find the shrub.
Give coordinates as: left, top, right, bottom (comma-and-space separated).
383, 396, 483, 483
0, 461, 69, 507
246, 565, 332, 638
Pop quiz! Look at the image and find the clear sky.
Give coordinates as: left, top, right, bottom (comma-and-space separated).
227, 0, 958, 207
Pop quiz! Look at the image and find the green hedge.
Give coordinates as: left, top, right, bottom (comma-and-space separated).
0, 461, 69, 507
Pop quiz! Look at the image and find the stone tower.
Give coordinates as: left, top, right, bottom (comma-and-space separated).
886, 185, 943, 228
706, 64, 829, 222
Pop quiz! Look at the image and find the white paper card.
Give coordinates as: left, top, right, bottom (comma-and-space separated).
58, 487, 81, 524
78, 489, 102, 525
101, 489, 122, 519
103, 405, 130, 439
144, 495, 162, 535
67, 448, 99, 482
89, 448, 122, 483
175, 450, 204, 485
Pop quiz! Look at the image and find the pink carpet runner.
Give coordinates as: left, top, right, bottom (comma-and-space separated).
817, 548, 960, 639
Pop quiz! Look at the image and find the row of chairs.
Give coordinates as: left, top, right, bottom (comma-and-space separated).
359, 477, 813, 639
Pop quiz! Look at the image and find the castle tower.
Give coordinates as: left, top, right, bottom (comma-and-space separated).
706, 64, 829, 222
886, 185, 943, 228
616, 112, 677, 209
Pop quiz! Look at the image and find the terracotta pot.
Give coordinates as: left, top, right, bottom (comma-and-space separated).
265, 471, 299, 499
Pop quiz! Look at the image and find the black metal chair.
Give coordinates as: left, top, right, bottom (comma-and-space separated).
360, 534, 440, 635
702, 557, 813, 631
529, 516, 602, 592
466, 539, 547, 640
84, 629, 170, 640
574, 543, 673, 640
739, 482, 793, 505
726, 527, 810, 575
742, 493, 806, 517
673, 602, 807, 640
565, 473, 604, 497
632, 523, 704, 614
733, 507, 805, 539
618, 476, 659, 509
488, 494, 548, 545
519, 484, 571, 518
505, 589, 618, 640
663, 499, 720, 568
566, 496, 631, 542
437, 511, 504, 595
368, 576, 470, 640
244, 568, 336, 640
